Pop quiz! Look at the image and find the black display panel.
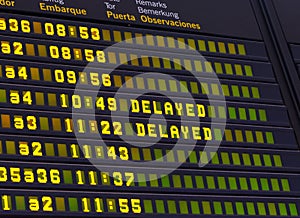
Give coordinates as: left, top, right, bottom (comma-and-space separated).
0, 0, 299, 217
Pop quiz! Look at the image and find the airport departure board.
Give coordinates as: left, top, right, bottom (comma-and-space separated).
0, 0, 299, 217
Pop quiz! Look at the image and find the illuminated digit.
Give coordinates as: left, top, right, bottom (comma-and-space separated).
14, 116, 24, 129
23, 91, 32, 105
107, 97, 117, 111
0, 167, 8, 182
1, 41, 11, 54
113, 122, 122, 135
83, 145, 91, 158
82, 198, 90, 212
5, 66, 15, 79
84, 49, 94, 62
37, 169, 47, 183
91, 28, 100, 40
18, 66, 28, 80
113, 172, 123, 186
72, 95, 82, 109
70, 144, 79, 158
66, 71, 76, 84
107, 146, 116, 160
131, 199, 142, 213
77, 119, 86, 133
24, 168, 34, 183
27, 116, 37, 130
102, 74, 111, 87
10, 167, 21, 182
88, 171, 97, 185
119, 199, 129, 213
50, 169, 60, 184
125, 172, 134, 186
95, 198, 103, 213
96, 51, 106, 63
13, 42, 24, 55
19, 142, 29, 156
101, 121, 111, 135
10, 91, 20, 104
119, 147, 129, 160
0, 19, 7, 31
21, 20, 31, 33
9, 19, 18, 32
2, 195, 11, 211
29, 197, 39, 211
54, 69, 65, 83
60, 94, 68, 108
32, 142, 43, 156
49, 46, 60, 59
42, 196, 53, 212
61, 47, 71, 60
65, 118, 73, 133
79, 26, 89, 39
76, 170, 84, 185
96, 97, 105, 110
44, 23, 54, 36
90, 72, 100, 86
56, 24, 66, 37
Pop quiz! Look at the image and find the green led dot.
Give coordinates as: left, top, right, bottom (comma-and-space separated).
169, 80, 178, 92
266, 132, 274, 144
147, 78, 156, 90
224, 129, 233, 142
142, 148, 152, 161
172, 175, 182, 188
177, 150, 186, 163
154, 149, 163, 162
259, 109, 267, 121
179, 201, 189, 214
217, 177, 227, 190
180, 81, 189, 93
199, 151, 208, 165
249, 108, 257, 121
191, 201, 200, 214
253, 154, 262, 166
137, 174, 147, 187
213, 201, 223, 215
201, 83, 209, 95
63, 170, 73, 184
143, 200, 153, 213
238, 108, 247, 120
184, 175, 193, 189
6, 141, 15, 155
211, 84, 220, 95
158, 79, 167, 91
163, 58, 171, 69
218, 106, 226, 119
271, 178, 280, 191
68, 198, 78, 212
156, 200, 165, 214
131, 148, 141, 161
167, 200, 177, 214
260, 178, 270, 191
235, 130, 244, 142
161, 174, 170, 188
235, 64, 243, 76
198, 40, 206, 51
211, 152, 220, 164
166, 150, 175, 162
221, 84, 230, 96
245, 65, 253, 77
281, 179, 290, 192
45, 143, 55, 156
242, 86, 250, 98
228, 107, 237, 119
214, 129, 223, 141
263, 154, 272, 167
208, 106, 216, 118
246, 202, 256, 215
289, 203, 298, 216
268, 203, 277, 216
207, 176, 216, 189
190, 82, 199, 94
231, 85, 240, 97
279, 203, 288, 216
250, 178, 259, 191
225, 202, 234, 215
119, 99, 128, 112
232, 153, 241, 165
15, 196, 25, 211
239, 177, 248, 190
225, 63, 233, 75
194, 60, 203, 72
221, 152, 230, 165
258, 202, 267, 215
56, 197, 65, 211
273, 155, 283, 167
149, 174, 159, 187
236, 202, 245, 215
245, 130, 254, 143
255, 131, 264, 143
125, 123, 134, 136
184, 59, 193, 71
228, 177, 237, 190
252, 87, 260, 99
0, 90, 6, 103
188, 151, 197, 163
195, 176, 204, 189
214, 62, 223, 74
202, 201, 212, 214
173, 58, 182, 70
